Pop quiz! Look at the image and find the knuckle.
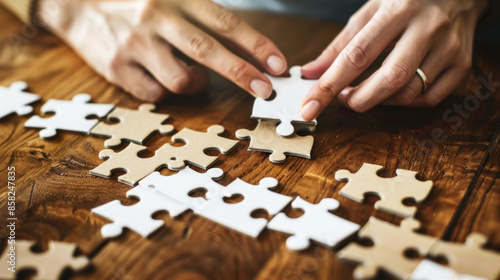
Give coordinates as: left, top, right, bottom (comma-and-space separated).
188, 34, 215, 60
227, 62, 248, 80
169, 74, 190, 93
316, 80, 336, 100
214, 7, 241, 32
122, 32, 142, 50
397, 88, 419, 105
346, 96, 366, 113
343, 44, 369, 71
250, 37, 269, 57
429, 6, 450, 30
381, 63, 412, 89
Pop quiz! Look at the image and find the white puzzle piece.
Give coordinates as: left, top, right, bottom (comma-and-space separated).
251, 66, 317, 137
25, 94, 114, 138
92, 184, 188, 238
267, 196, 360, 251
0, 81, 40, 119
193, 178, 292, 238
410, 260, 486, 280
138, 167, 225, 210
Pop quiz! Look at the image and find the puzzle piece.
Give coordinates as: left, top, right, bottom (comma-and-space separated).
90, 125, 238, 185
338, 217, 438, 280
25, 94, 114, 138
410, 259, 486, 280
90, 104, 174, 148
251, 66, 317, 137
236, 119, 314, 163
0, 240, 89, 280
194, 177, 292, 238
92, 184, 188, 238
0, 81, 40, 119
428, 233, 500, 280
267, 196, 359, 251
139, 167, 224, 210
335, 163, 433, 217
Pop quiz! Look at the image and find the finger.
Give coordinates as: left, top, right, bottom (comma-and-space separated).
136, 39, 209, 94
300, 7, 408, 120
179, 0, 287, 75
118, 63, 169, 102
338, 22, 436, 112
156, 17, 273, 98
410, 67, 468, 107
302, 0, 379, 79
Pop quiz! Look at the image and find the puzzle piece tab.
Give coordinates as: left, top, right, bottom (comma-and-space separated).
0, 81, 40, 120
410, 259, 486, 280
267, 196, 359, 251
236, 119, 314, 163
25, 94, 114, 138
428, 233, 500, 280
90, 125, 238, 185
338, 217, 437, 280
0, 240, 89, 280
90, 104, 174, 148
251, 66, 317, 137
92, 184, 188, 238
335, 163, 433, 217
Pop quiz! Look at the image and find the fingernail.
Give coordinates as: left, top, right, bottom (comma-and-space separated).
250, 79, 272, 98
267, 55, 286, 74
301, 100, 321, 120
339, 88, 351, 97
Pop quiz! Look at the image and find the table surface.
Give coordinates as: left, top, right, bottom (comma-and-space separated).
0, 5, 499, 280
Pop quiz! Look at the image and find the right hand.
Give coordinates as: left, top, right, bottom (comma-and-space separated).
37, 0, 287, 102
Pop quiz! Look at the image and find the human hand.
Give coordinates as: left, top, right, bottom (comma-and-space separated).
300, 0, 488, 120
37, 0, 287, 102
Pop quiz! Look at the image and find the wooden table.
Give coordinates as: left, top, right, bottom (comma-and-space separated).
0, 5, 499, 280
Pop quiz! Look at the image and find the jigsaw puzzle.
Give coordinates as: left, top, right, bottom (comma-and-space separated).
410, 259, 486, 280
92, 184, 188, 238
429, 233, 500, 280
267, 197, 359, 251
338, 217, 438, 279
90, 104, 175, 148
236, 119, 314, 163
0, 240, 89, 280
194, 177, 292, 238
335, 163, 433, 217
90, 125, 238, 185
140, 168, 291, 238
24, 94, 114, 138
0, 81, 40, 120
251, 66, 317, 137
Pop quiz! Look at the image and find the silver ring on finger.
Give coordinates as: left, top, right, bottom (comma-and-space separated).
416, 68, 429, 94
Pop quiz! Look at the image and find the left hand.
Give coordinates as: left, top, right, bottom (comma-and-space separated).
299, 0, 488, 120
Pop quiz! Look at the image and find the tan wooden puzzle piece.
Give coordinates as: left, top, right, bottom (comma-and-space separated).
429, 233, 500, 280
0, 240, 89, 280
90, 125, 238, 186
235, 119, 314, 163
90, 104, 175, 148
338, 217, 438, 279
335, 163, 433, 217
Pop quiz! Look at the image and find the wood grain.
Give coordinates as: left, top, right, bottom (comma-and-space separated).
0, 6, 499, 280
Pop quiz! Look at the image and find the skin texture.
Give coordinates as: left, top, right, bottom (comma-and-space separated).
37, 0, 287, 102
37, 0, 487, 115
300, 0, 488, 120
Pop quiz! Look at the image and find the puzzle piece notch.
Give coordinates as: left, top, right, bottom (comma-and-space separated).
251, 66, 317, 137
90, 104, 175, 148
267, 196, 360, 251
236, 119, 314, 163
92, 184, 188, 238
90, 125, 237, 185
0, 240, 89, 280
193, 177, 292, 238
335, 163, 433, 217
0, 81, 40, 119
410, 259, 487, 280
338, 217, 438, 280
24, 93, 114, 138
429, 233, 500, 280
